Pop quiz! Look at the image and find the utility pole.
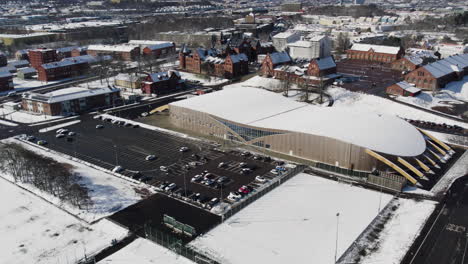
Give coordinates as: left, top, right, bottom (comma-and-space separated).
114, 144, 119, 166
334, 212, 340, 263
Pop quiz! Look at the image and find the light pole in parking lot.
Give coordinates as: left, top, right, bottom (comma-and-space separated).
114, 144, 119, 166
334, 212, 340, 264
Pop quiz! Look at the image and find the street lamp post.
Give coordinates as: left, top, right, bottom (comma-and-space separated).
334, 212, 340, 264
114, 144, 119, 166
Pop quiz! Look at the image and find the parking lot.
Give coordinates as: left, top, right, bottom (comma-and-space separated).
29, 114, 283, 211
336, 59, 403, 95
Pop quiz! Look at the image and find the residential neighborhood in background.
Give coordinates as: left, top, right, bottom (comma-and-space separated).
0, 1, 467, 264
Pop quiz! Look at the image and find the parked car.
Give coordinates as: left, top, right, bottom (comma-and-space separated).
37, 140, 47, 145
239, 162, 248, 168
133, 124, 140, 128
253, 155, 262, 160
112, 166, 123, 173
191, 174, 202, 183
238, 185, 251, 194
218, 162, 227, 168
158, 182, 170, 190
240, 151, 250, 157
217, 176, 229, 183
240, 168, 252, 174
26, 135, 35, 141
56, 128, 69, 134
179, 146, 189, 152
227, 192, 242, 202
270, 169, 279, 175
145, 155, 156, 161
204, 178, 215, 186
206, 198, 220, 209
124, 123, 132, 127
255, 176, 267, 183
56, 133, 66, 139
96, 125, 104, 129
67, 131, 76, 136
164, 183, 177, 192
132, 171, 143, 180
160, 166, 169, 172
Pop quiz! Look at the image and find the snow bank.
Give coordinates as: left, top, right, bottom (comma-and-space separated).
189, 173, 392, 264
179, 71, 229, 86
0, 138, 151, 222
328, 86, 468, 129
0, 119, 18, 126
38, 120, 81, 133
0, 178, 128, 264
431, 150, 468, 195
0, 108, 63, 124
444, 75, 468, 101
360, 199, 437, 264
99, 238, 194, 264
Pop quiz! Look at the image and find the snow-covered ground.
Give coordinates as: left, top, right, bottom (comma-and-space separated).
431, 150, 468, 196
99, 238, 194, 264
224, 75, 290, 91
360, 199, 437, 264
396, 91, 465, 117
38, 120, 81, 133
0, 118, 18, 126
0, 108, 63, 124
179, 71, 229, 86
0, 138, 152, 223
444, 75, 468, 101
189, 173, 393, 264
328, 86, 468, 129
0, 177, 129, 264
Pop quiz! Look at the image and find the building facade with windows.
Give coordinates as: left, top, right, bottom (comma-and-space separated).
346, 44, 404, 63
22, 87, 121, 116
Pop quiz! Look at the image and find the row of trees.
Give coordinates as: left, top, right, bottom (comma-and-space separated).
0, 143, 93, 210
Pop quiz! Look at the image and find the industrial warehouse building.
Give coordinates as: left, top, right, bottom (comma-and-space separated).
170, 87, 454, 186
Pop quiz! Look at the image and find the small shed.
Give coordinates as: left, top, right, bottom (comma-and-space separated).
17, 67, 37, 79
386, 81, 421, 97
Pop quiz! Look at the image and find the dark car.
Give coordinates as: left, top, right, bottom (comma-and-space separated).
206, 198, 220, 209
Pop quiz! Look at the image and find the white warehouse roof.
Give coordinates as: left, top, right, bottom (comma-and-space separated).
350, 43, 401, 55
171, 87, 426, 157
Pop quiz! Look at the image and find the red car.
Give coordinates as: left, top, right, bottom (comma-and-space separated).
238, 185, 251, 195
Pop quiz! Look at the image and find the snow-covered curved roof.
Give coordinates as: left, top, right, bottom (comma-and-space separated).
171, 87, 426, 157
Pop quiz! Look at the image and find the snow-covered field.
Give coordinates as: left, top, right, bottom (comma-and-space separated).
0, 108, 63, 124
0, 178, 129, 264
99, 238, 194, 264
224, 75, 289, 91
360, 199, 437, 264
179, 71, 229, 86
444, 75, 468, 101
396, 91, 465, 116
0, 138, 152, 222
189, 173, 393, 264
328, 86, 468, 129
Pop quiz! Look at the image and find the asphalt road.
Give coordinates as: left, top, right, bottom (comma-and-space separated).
402, 175, 468, 264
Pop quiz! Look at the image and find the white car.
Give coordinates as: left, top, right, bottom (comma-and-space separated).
56, 128, 69, 134
68, 131, 76, 136
227, 192, 242, 202
112, 166, 123, 173
255, 176, 267, 183
270, 169, 279, 175
164, 183, 177, 192
160, 166, 169, 172
179, 146, 189, 152
145, 155, 156, 161
56, 133, 66, 139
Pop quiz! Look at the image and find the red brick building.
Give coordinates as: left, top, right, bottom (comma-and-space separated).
346, 44, 404, 63
404, 54, 468, 90
386, 81, 421, 96
142, 42, 175, 58
0, 72, 14, 92
261, 51, 292, 77
391, 56, 424, 72
37, 59, 90, 82
71, 47, 88, 57
22, 87, 121, 116
87, 45, 140, 61
179, 47, 249, 78
0, 51, 7, 67
56, 46, 78, 60
141, 70, 184, 95
307, 56, 337, 77
29, 48, 58, 69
